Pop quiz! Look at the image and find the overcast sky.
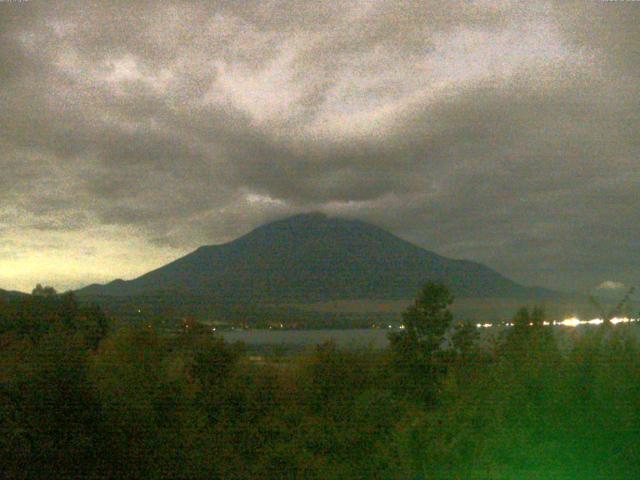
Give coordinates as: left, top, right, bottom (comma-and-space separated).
1, 0, 638, 293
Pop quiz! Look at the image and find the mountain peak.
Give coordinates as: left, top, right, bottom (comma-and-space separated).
282, 211, 329, 222
259, 212, 353, 231
231, 212, 395, 251
259, 211, 331, 231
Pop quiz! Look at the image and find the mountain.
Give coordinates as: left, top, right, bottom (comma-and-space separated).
0, 288, 28, 300
77, 213, 556, 305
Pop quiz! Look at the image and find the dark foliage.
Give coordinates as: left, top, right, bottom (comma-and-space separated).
2, 284, 640, 478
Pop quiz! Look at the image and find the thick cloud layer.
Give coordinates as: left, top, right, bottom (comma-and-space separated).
1, 0, 638, 292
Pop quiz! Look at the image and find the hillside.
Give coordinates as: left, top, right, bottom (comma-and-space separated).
0, 288, 28, 301
77, 213, 557, 305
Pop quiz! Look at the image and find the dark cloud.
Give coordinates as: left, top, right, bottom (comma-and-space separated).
0, 0, 638, 292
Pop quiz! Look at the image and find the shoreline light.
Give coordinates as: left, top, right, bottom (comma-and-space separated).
474, 317, 638, 328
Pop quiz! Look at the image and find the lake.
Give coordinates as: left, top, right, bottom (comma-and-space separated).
219, 322, 640, 352
220, 328, 393, 350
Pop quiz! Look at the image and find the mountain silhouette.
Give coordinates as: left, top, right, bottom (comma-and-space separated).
0, 288, 29, 299
77, 213, 555, 304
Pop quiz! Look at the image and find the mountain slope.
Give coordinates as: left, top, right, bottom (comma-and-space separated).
0, 288, 28, 300
77, 213, 556, 304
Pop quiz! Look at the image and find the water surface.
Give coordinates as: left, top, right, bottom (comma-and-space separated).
220, 328, 392, 349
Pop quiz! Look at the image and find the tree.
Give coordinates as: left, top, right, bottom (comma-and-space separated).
508, 306, 548, 343
0, 329, 100, 478
389, 283, 455, 403
451, 321, 478, 358
31, 284, 57, 297
395, 282, 454, 354
589, 286, 635, 325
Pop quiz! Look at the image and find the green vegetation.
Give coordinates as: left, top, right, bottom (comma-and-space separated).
1, 285, 640, 478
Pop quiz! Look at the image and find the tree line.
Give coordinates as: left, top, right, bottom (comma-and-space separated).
1, 284, 640, 478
